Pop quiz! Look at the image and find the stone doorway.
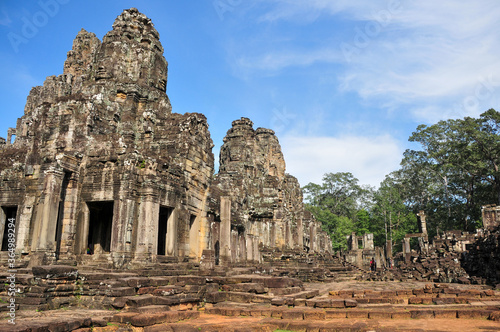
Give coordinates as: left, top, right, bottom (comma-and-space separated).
87, 201, 113, 254
1, 206, 17, 251
157, 206, 173, 255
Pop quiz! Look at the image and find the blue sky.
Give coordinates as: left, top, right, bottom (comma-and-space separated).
1, 1, 500, 188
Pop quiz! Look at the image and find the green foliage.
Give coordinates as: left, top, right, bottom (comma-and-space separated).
401, 109, 500, 233
304, 109, 500, 254
304, 172, 368, 251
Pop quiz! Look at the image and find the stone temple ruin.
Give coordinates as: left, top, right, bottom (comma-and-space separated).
0, 8, 499, 331
0, 8, 331, 269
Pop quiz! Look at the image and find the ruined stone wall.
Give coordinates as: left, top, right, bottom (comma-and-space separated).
482, 205, 500, 230
0, 8, 214, 267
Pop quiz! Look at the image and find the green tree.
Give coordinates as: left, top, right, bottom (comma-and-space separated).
399, 109, 500, 233
303, 172, 371, 251
371, 173, 417, 251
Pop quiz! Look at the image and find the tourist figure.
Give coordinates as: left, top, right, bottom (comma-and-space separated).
370, 257, 375, 271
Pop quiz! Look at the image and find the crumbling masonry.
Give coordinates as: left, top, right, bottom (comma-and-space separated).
0, 8, 331, 268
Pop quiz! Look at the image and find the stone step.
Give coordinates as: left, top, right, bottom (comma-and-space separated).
111, 309, 199, 327
204, 305, 500, 321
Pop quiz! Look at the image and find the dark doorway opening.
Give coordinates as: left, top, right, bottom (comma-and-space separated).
1, 206, 17, 252
55, 172, 71, 259
157, 206, 173, 255
87, 201, 113, 254
214, 240, 220, 266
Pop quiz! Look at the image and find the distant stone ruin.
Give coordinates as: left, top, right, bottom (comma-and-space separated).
0, 8, 331, 269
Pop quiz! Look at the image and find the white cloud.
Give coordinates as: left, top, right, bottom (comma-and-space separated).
237, 1, 500, 123
236, 47, 342, 73
280, 134, 403, 188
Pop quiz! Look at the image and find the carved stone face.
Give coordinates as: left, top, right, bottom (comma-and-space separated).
94, 9, 168, 91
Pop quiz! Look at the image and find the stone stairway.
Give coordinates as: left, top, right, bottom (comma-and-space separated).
0, 264, 499, 331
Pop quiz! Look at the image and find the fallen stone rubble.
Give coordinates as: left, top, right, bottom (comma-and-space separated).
463, 225, 500, 287
358, 226, 500, 287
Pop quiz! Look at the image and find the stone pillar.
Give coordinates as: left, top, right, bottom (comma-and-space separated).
350, 232, 358, 251
196, 215, 211, 261
310, 222, 317, 252
31, 168, 64, 252
270, 221, 276, 249
56, 175, 79, 258
417, 210, 427, 235
285, 220, 292, 249
297, 218, 304, 249
402, 237, 411, 255
386, 239, 393, 258
189, 214, 200, 258
220, 196, 231, 264
166, 206, 178, 256
135, 191, 157, 259
364, 233, 374, 250
246, 234, 253, 262
74, 202, 89, 255
253, 235, 260, 263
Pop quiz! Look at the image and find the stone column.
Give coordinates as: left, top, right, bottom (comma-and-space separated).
166, 206, 178, 256
74, 202, 90, 255
270, 221, 276, 249
253, 235, 260, 263
350, 232, 358, 251
402, 237, 411, 255
386, 239, 393, 258
246, 234, 253, 262
196, 215, 211, 261
135, 191, 157, 259
417, 210, 427, 235
31, 168, 64, 251
310, 222, 317, 252
220, 197, 232, 264
285, 220, 292, 249
189, 214, 200, 259
56, 175, 79, 258
364, 233, 374, 250
296, 218, 304, 249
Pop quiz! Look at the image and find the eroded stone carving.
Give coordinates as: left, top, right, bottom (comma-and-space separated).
0, 8, 331, 268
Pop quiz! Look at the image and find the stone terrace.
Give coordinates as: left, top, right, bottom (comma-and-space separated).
1, 264, 499, 331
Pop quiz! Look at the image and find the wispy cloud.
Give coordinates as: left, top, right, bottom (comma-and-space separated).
232, 1, 500, 123
0, 9, 12, 26
281, 134, 403, 188
236, 47, 342, 73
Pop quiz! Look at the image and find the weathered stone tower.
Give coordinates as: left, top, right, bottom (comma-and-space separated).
0, 8, 331, 268
209, 118, 332, 265
0, 8, 214, 267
